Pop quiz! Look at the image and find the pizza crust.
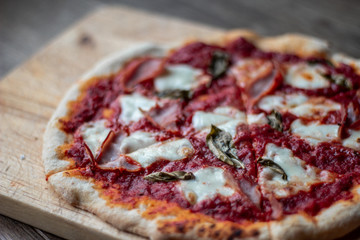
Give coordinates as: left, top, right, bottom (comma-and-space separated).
48, 170, 271, 240
43, 31, 359, 239
270, 187, 360, 240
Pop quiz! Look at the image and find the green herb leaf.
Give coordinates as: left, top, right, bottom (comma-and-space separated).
206, 125, 245, 169
144, 171, 195, 182
307, 59, 334, 67
156, 89, 192, 101
208, 51, 230, 81
266, 110, 283, 132
322, 73, 353, 90
258, 158, 288, 181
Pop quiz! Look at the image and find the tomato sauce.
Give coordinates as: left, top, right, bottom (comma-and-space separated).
61, 37, 360, 223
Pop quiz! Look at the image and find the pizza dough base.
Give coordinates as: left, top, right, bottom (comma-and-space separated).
43, 30, 360, 239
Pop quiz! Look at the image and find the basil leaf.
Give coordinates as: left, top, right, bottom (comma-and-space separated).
307, 59, 334, 67
156, 89, 192, 101
206, 125, 245, 169
258, 158, 288, 181
208, 51, 230, 80
144, 171, 195, 182
266, 110, 283, 132
322, 73, 353, 90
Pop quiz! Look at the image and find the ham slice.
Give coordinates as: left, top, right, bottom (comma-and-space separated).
244, 61, 283, 107
121, 58, 165, 89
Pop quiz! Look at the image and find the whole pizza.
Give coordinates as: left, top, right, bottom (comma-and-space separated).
42, 30, 360, 240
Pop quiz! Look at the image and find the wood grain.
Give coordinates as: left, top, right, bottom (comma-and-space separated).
0, 6, 224, 240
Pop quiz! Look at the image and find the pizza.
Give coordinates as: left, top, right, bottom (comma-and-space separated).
42, 30, 360, 240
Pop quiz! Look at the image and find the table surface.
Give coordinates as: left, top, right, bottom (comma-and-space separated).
0, 0, 359, 239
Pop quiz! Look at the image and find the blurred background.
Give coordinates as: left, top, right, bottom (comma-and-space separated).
0, 0, 359, 239
1, 0, 360, 79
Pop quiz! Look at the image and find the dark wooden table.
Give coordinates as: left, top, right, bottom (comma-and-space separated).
0, 0, 359, 239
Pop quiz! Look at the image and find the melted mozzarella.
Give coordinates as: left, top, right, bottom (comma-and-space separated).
343, 130, 360, 151
128, 138, 194, 167
258, 93, 340, 119
98, 131, 157, 167
80, 119, 110, 155
289, 101, 341, 118
332, 53, 360, 73
247, 113, 268, 125
119, 131, 157, 154
120, 93, 157, 123
179, 167, 235, 204
192, 106, 246, 137
291, 119, 339, 145
154, 65, 204, 91
258, 93, 308, 112
286, 64, 330, 89
259, 144, 319, 197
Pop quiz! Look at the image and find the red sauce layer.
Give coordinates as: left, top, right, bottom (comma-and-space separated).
61, 37, 360, 223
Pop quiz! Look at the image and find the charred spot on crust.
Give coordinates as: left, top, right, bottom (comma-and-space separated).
252, 229, 260, 236
79, 33, 94, 47
175, 222, 185, 233
227, 229, 243, 240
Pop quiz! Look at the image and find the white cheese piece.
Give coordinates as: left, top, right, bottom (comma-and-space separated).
128, 138, 194, 167
80, 119, 110, 156
258, 93, 340, 119
98, 131, 157, 167
258, 93, 308, 112
259, 143, 319, 197
343, 130, 360, 151
290, 119, 339, 145
289, 101, 341, 118
120, 93, 157, 123
192, 112, 234, 130
154, 65, 203, 91
247, 113, 268, 125
285, 63, 330, 89
119, 131, 157, 154
332, 53, 360, 73
179, 167, 235, 204
192, 106, 246, 137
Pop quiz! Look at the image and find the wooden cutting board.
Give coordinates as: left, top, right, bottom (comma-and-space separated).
0, 6, 225, 240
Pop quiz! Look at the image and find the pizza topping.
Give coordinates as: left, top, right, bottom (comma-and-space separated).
144, 101, 183, 130
322, 72, 353, 90
290, 119, 339, 145
258, 93, 341, 119
79, 119, 111, 157
285, 63, 330, 89
343, 130, 360, 151
207, 51, 230, 81
156, 89, 192, 101
155, 65, 207, 93
179, 167, 236, 204
127, 138, 194, 167
257, 158, 287, 181
192, 106, 246, 137
167, 42, 223, 70
266, 110, 283, 132
123, 58, 165, 89
119, 93, 157, 123
144, 171, 195, 182
244, 61, 283, 106
206, 125, 245, 169
247, 113, 268, 125
258, 144, 322, 198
